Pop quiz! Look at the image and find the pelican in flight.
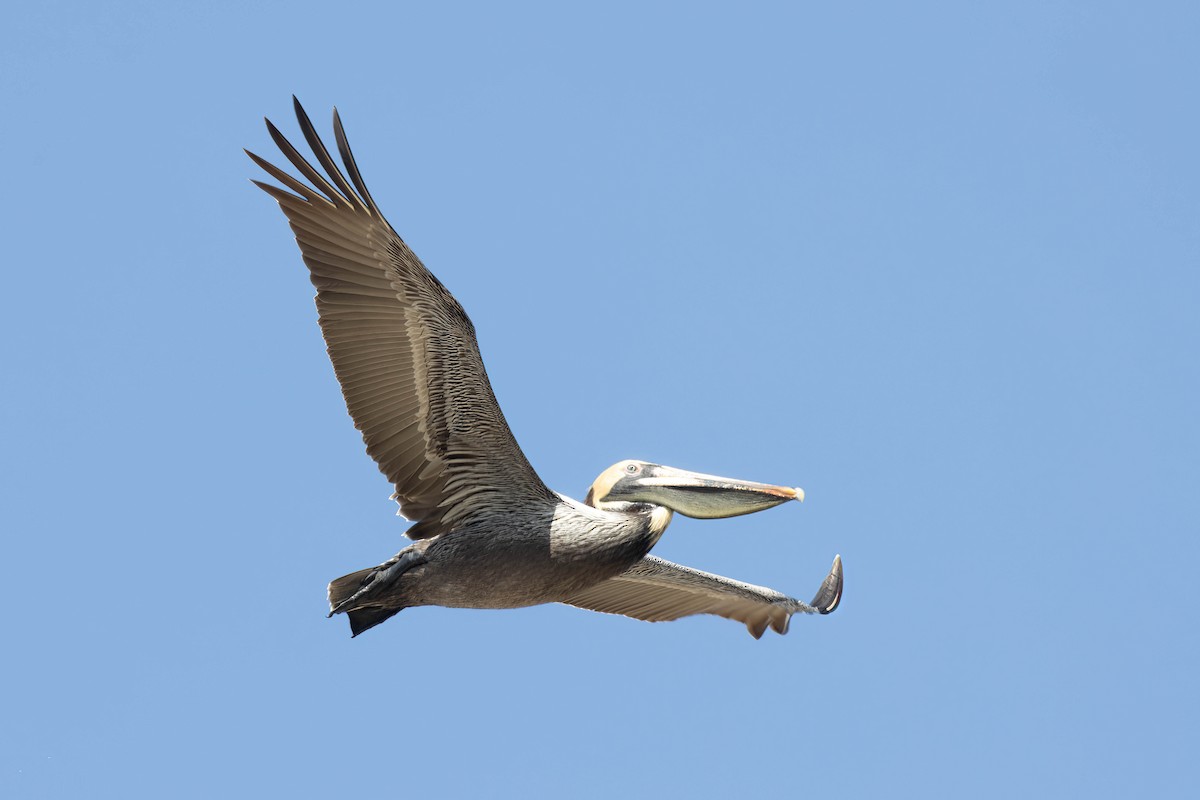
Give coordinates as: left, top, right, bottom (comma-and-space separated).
248, 98, 843, 638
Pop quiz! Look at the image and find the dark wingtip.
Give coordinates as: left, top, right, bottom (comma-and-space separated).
264, 117, 288, 148
811, 554, 843, 614
331, 105, 382, 218
291, 96, 310, 129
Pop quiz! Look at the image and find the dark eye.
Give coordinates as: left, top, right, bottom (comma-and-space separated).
625, 463, 640, 474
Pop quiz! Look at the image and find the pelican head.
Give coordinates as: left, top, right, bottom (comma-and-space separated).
585, 460, 804, 519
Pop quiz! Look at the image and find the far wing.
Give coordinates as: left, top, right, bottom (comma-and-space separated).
248, 99, 557, 539
561, 554, 843, 638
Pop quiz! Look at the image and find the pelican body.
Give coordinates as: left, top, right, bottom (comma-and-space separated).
249, 99, 842, 638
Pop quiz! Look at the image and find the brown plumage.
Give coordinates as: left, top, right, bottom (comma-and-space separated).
249, 98, 842, 637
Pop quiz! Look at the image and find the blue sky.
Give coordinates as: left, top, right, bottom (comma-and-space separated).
3, 1, 1197, 797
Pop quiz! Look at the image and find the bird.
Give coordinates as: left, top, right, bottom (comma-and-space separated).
248, 97, 843, 639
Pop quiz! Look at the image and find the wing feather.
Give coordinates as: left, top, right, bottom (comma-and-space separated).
250, 98, 556, 537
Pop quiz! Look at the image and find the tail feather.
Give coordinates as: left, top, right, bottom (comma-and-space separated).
328, 567, 375, 611
348, 606, 404, 637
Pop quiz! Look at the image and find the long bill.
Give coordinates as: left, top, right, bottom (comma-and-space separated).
626, 464, 804, 519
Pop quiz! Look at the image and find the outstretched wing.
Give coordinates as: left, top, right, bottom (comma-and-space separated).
248, 98, 556, 538
561, 554, 843, 638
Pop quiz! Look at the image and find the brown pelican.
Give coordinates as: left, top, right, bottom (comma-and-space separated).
248, 98, 843, 638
